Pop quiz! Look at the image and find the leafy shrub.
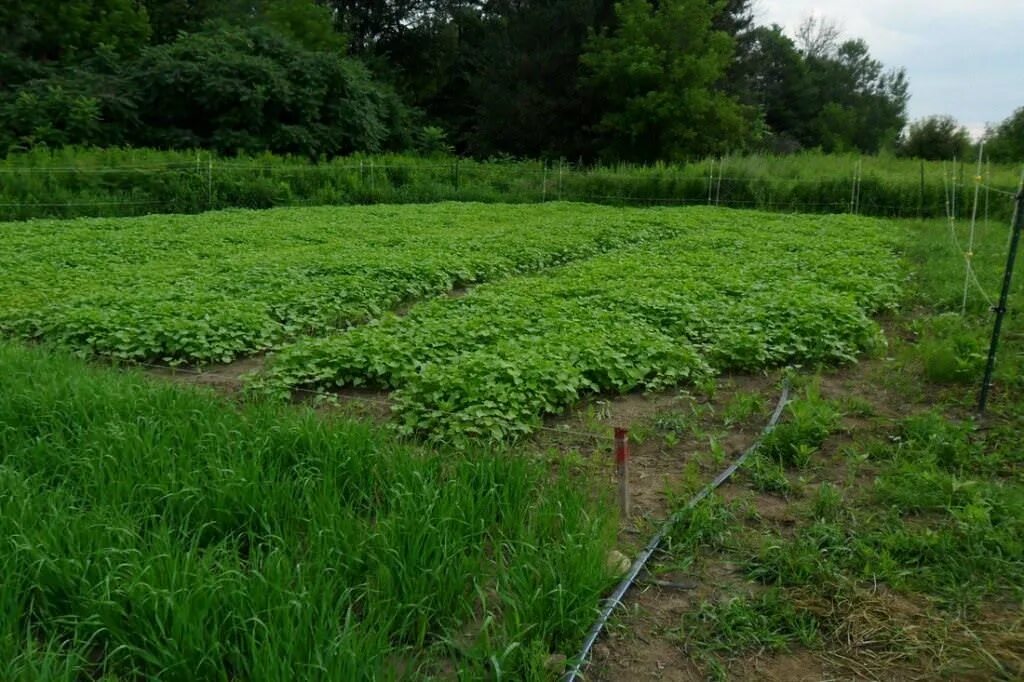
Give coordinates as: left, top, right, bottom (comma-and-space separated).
0, 26, 414, 159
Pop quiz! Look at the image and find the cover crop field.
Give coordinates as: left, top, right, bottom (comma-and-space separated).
1, 203, 900, 439
0, 341, 613, 679
259, 210, 901, 440
2, 199, 1022, 679
0, 202, 683, 364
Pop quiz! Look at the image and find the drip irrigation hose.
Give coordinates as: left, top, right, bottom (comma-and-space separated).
563, 380, 791, 682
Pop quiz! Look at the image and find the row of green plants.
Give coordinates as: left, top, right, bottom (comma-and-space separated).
257, 209, 902, 441
0, 340, 616, 680
0, 202, 688, 364
0, 147, 1019, 221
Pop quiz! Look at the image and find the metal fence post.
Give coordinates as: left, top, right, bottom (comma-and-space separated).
978, 190, 1024, 413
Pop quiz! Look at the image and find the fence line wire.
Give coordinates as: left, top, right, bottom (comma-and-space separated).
0, 165, 195, 174
963, 146, 986, 314
0, 159, 1019, 222
0, 195, 920, 215
982, 184, 1018, 198
0, 199, 173, 208
943, 165, 1005, 311
0, 161, 1018, 188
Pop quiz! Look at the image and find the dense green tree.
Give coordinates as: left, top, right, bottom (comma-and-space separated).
804, 39, 908, 153
898, 115, 972, 161
0, 0, 916, 162
262, 0, 346, 52
713, 0, 754, 37
581, 0, 754, 161
131, 26, 411, 156
0, 25, 413, 157
734, 25, 814, 152
143, 0, 346, 51
984, 107, 1024, 163
143, 0, 232, 43
0, 47, 137, 151
329, 0, 436, 52
0, 0, 151, 63
731, 22, 907, 154
461, 0, 614, 158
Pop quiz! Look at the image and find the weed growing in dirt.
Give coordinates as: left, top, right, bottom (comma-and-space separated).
760, 384, 840, 468
743, 453, 795, 496
722, 391, 765, 426
678, 588, 820, 675
666, 494, 736, 554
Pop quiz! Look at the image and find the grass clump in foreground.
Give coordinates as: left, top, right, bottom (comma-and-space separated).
0, 341, 615, 680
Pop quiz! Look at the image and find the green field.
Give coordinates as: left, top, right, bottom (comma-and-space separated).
0, 202, 686, 363
1, 197, 1022, 679
1, 203, 901, 440
260, 209, 901, 440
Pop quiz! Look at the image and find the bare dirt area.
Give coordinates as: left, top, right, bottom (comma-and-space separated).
146, 355, 267, 393
141, 354, 395, 420
574, 374, 830, 681
534, 371, 782, 528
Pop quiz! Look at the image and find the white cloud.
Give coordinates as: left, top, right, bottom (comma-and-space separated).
755, 1, 1024, 128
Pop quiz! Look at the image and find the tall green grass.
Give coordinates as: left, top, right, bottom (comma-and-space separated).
0, 147, 1019, 221
0, 341, 615, 679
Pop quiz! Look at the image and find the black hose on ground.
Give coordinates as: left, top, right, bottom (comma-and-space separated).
563, 380, 792, 681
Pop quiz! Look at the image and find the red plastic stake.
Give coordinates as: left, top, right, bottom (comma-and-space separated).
614, 427, 630, 519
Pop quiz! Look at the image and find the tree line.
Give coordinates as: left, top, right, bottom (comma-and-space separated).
0, 0, 1019, 163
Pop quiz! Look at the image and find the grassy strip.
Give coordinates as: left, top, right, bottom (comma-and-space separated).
659, 213, 1024, 678
0, 148, 1019, 221
0, 202, 687, 364
259, 209, 902, 441
0, 341, 615, 680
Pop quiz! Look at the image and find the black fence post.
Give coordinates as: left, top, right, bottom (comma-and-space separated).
978, 190, 1024, 414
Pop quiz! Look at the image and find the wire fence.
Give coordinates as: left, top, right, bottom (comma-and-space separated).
1, 155, 1021, 222
942, 158, 1024, 315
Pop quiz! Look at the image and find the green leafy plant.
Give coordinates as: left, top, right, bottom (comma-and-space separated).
760, 384, 840, 468
259, 209, 900, 440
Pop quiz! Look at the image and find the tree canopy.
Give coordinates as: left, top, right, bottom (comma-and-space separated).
582, 0, 753, 161
899, 115, 972, 161
0, 0, 959, 162
985, 107, 1024, 163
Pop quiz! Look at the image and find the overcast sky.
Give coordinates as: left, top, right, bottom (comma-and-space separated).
756, 0, 1024, 138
